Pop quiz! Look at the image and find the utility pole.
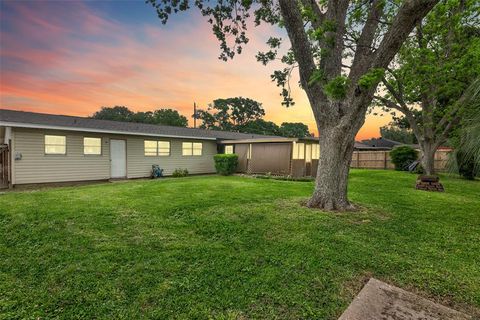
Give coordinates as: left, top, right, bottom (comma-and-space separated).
193, 102, 197, 128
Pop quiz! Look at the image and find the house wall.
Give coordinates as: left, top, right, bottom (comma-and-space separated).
234, 144, 250, 173
11, 128, 217, 185
249, 143, 291, 175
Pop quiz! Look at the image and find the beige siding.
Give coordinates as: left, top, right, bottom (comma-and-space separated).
126, 137, 217, 178
12, 128, 217, 185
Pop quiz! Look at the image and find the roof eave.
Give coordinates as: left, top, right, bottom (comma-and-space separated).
0, 121, 217, 141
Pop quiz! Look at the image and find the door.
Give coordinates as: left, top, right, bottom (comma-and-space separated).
110, 139, 126, 178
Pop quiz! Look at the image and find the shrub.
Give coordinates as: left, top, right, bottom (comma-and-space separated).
214, 154, 238, 175
390, 146, 418, 171
456, 151, 476, 180
172, 168, 189, 177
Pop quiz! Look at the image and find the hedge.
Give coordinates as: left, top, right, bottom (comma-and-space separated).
390, 145, 418, 171
214, 154, 238, 175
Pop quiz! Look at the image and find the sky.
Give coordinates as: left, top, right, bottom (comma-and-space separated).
0, 0, 390, 139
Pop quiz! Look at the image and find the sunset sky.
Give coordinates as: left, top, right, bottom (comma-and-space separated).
0, 0, 390, 139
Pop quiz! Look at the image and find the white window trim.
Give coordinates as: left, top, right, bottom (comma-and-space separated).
225, 145, 234, 154
182, 142, 203, 156
44, 135, 67, 155
144, 140, 171, 157
83, 137, 102, 156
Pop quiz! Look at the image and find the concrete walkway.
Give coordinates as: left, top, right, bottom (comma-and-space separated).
339, 278, 471, 320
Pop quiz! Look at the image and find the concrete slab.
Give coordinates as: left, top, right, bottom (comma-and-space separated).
339, 278, 471, 320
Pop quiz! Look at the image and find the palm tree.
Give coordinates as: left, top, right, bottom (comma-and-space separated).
448, 79, 480, 179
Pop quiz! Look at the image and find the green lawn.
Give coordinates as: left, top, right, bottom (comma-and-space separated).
1, 170, 479, 319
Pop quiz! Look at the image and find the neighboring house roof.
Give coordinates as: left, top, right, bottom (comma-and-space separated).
0, 109, 279, 141
360, 137, 403, 149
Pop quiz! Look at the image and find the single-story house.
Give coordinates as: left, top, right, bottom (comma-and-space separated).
359, 137, 403, 149
1, 109, 284, 187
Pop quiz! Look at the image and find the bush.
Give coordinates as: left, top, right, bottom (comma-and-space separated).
214, 154, 238, 175
172, 168, 189, 177
390, 146, 418, 171
456, 151, 476, 180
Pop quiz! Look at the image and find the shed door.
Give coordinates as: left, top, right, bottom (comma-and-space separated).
110, 139, 126, 178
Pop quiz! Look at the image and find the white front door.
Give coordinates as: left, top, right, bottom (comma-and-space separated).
110, 139, 126, 178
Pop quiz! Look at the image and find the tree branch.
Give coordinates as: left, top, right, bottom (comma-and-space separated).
278, 0, 317, 89
349, 0, 384, 82
374, 95, 423, 140
372, 0, 439, 70
300, 0, 325, 29
321, 0, 350, 78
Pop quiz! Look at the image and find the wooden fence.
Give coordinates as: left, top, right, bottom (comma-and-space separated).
350, 149, 450, 171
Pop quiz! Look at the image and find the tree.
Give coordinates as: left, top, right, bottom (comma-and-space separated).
92, 106, 134, 122
148, 0, 439, 210
380, 124, 417, 144
91, 107, 188, 127
448, 78, 480, 179
152, 109, 188, 127
279, 122, 311, 138
236, 119, 280, 136
375, 0, 480, 175
195, 97, 265, 131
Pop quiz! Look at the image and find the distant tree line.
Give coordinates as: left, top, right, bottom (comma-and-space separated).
91, 97, 313, 138
91, 106, 188, 127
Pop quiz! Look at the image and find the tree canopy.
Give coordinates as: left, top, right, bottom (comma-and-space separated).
375, 0, 480, 174
91, 106, 188, 127
195, 97, 265, 131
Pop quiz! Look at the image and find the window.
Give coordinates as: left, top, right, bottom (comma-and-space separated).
84, 137, 101, 155
144, 140, 157, 156
182, 142, 203, 156
158, 141, 170, 156
144, 140, 170, 156
312, 144, 320, 159
45, 135, 66, 155
225, 145, 234, 154
292, 142, 305, 160
247, 144, 252, 159
306, 144, 312, 162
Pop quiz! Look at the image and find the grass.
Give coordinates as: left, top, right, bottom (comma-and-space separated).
0, 170, 479, 319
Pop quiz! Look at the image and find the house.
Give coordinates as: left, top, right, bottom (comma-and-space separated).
359, 137, 403, 149
0, 109, 282, 187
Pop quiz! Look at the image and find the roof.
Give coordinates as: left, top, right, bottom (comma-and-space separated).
360, 137, 403, 149
0, 109, 279, 141
219, 136, 319, 144
219, 137, 297, 144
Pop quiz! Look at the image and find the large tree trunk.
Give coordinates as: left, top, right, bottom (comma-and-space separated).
307, 127, 356, 211
421, 141, 437, 175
